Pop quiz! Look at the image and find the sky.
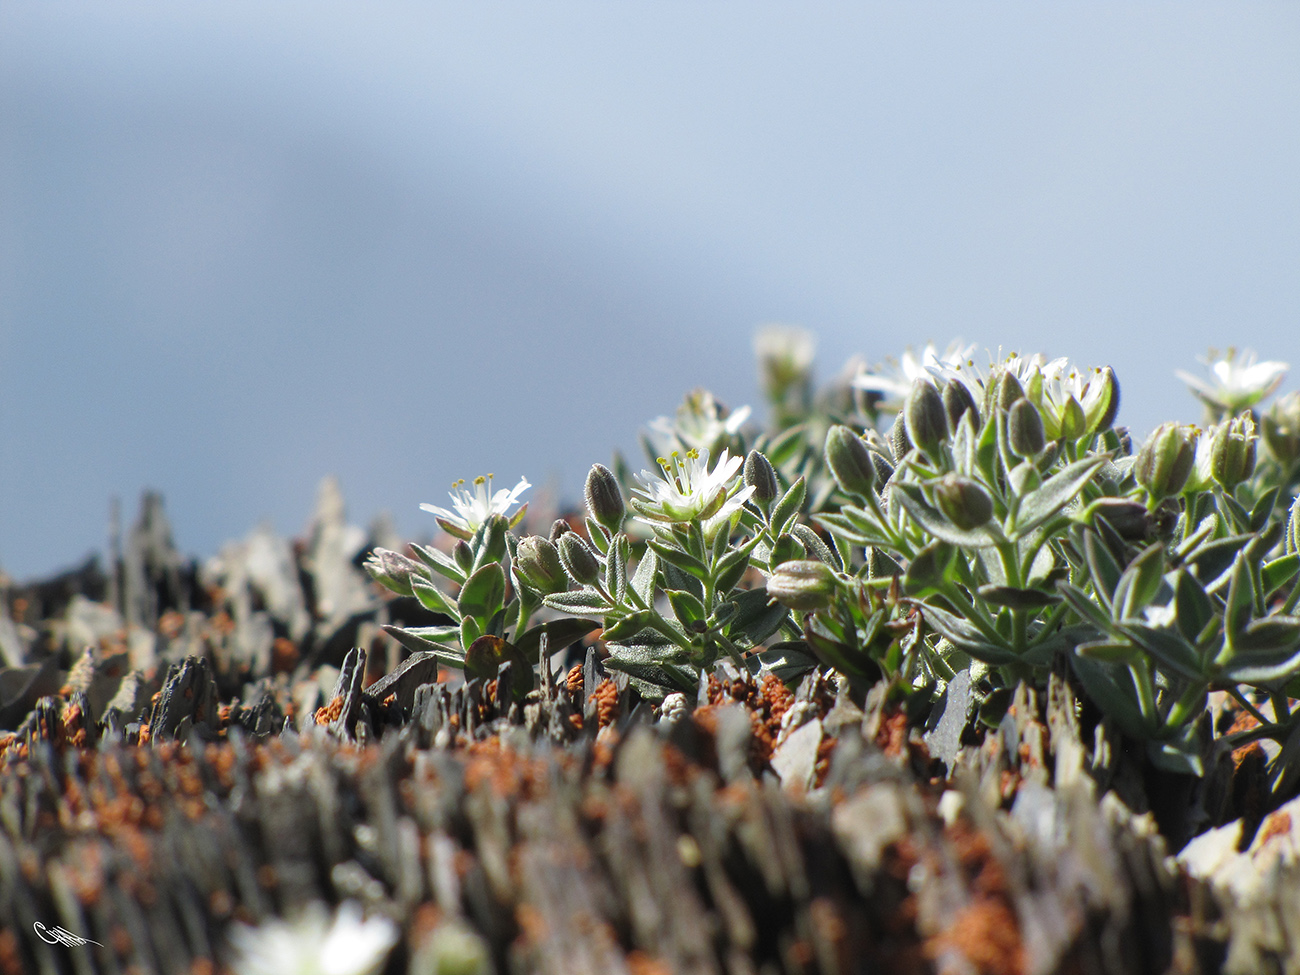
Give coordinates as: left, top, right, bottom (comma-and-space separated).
1, 3, 1298, 580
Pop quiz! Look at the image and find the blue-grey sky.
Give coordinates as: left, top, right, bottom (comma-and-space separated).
1, 3, 1297, 579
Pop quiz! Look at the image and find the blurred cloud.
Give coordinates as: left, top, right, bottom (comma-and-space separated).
1, 3, 1297, 577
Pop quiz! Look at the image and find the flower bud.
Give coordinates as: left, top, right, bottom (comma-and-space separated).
1007, 398, 1046, 457
1058, 395, 1087, 441
1086, 367, 1121, 434
584, 464, 625, 533
1211, 415, 1257, 490
1261, 392, 1300, 470
1084, 497, 1151, 541
1134, 422, 1196, 500
932, 475, 994, 530
996, 370, 1026, 410
943, 378, 981, 432
871, 452, 895, 486
549, 518, 572, 542
514, 536, 568, 595
824, 425, 876, 499
905, 380, 948, 459
364, 548, 420, 597
453, 540, 474, 573
744, 449, 779, 510
890, 409, 912, 460
766, 559, 837, 612
557, 532, 602, 585
1287, 496, 1300, 555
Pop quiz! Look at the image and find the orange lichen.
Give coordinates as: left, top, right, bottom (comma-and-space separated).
1257, 810, 1293, 847
590, 679, 619, 729
565, 665, 584, 695
314, 696, 345, 726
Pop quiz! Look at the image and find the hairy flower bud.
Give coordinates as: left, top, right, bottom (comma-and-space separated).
871, 452, 895, 486
514, 535, 568, 595
1134, 422, 1197, 500
584, 464, 625, 533
364, 548, 420, 597
905, 380, 948, 460
549, 518, 572, 542
744, 449, 779, 510
996, 370, 1026, 410
1007, 398, 1046, 457
1087, 367, 1121, 434
557, 532, 602, 586
766, 559, 837, 612
890, 409, 912, 460
943, 378, 980, 432
932, 475, 994, 531
1261, 392, 1300, 470
1211, 415, 1258, 490
453, 540, 474, 574
824, 425, 877, 499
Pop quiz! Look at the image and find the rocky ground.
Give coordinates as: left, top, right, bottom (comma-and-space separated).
2, 484, 1299, 975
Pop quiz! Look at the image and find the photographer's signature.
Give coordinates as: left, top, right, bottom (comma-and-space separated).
33, 922, 104, 948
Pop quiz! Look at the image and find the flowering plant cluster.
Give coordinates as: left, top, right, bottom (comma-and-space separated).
368, 332, 1300, 782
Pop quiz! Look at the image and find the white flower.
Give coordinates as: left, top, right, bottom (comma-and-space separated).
421, 473, 530, 539
1176, 348, 1288, 416
644, 389, 751, 457
853, 340, 976, 406
754, 324, 816, 375
630, 448, 754, 538
229, 901, 397, 975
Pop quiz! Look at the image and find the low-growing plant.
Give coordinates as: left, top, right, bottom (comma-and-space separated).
367, 331, 1300, 786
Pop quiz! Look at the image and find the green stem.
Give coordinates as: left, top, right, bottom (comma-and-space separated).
1226, 685, 1272, 729
1130, 661, 1157, 727
1165, 681, 1208, 730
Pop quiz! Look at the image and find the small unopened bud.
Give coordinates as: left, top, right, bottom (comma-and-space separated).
557, 532, 602, 585
584, 464, 625, 533
1007, 398, 1046, 457
890, 409, 912, 460
871, 452, 895, 486
514, 536, 568, 595
364, 548, 420, 597
1134, 422, 1196, 500
996, 370, 1026, 410
1211, 415, 1258, 490
766, 559, 837, 612
824, 425, 876, 499
932, 475, 994, 531
549, 518, 572, 542
905, 380, 948, 459
1058, 395, 1087, 441
943, 379, 980, 432
453, 540, 474, 573
1085, 497, 1151, 541
1262, 393, 1300, 469
1087, 367, 1121, 434
744, 449, 779, 510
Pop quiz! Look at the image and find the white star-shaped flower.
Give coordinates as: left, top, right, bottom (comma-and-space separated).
421, 473, 530, 539
853, 340, 976, 407
630, 448, 754, 539
228, 901, 397, 975
1176, 348, 1288, 416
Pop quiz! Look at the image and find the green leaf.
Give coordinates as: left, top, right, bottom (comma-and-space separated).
1069, 655, 1149, 739
1250, 486, 1282, 533
1119, 622, 1204, 681
915, 601, 1019, 663
542, 588, 615, 614
603, 642, 697, 691
1056, 580, 1115, 632
904, 540, 956, 597
1224, 552, 1254, 637
771, 475, 807, 535
647, 539, 711, 581
464, 635, 534, 698
1113, 543, 1166, 621
792, 524, 835, 566
714, 549, 752, 594
601, 610, 661, 643
1076, 639, 1143, 664
381, 625, 465, 667
458, 562, 506, 621
514, 617, 601, 661
1173, 569, 1214, 644
606, 533, 629, 606
770, 533, 807, 566
460, 615, 482, 649
752, 642, 818, 682
585, 518, 611, 554
630, 548, 658, 606
892, 483, 1002, 548
1264, 554, 1300, 600
1184, 534, 1253, 589
1147, 737, 1204, 777
977, 585, 1060, 610
726, 587, 791, 648
1082, 529, 1122, 609
410, 575, 461, 619
411, 542, 467, 584
666, 589, 706, 627
1007, 455, 1106, 539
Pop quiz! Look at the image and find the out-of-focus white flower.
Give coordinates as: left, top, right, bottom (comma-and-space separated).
229, 901, 398, 975
644, 389, 751, 457
853, 340, 976, 407
421, 474, 530, 540
754, 325, 816, 400
1176, 348, 1288, 417
630, 448, 754, 539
